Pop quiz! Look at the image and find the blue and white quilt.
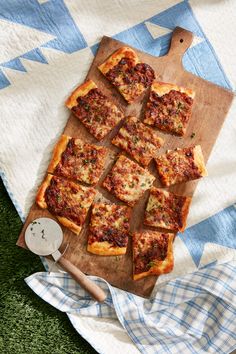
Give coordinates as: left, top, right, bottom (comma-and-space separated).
0, 1, 235, 353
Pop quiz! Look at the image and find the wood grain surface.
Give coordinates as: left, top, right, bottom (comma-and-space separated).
17, 27, 234, 298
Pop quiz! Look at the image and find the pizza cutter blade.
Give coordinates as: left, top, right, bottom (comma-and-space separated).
25, 217, 106, 302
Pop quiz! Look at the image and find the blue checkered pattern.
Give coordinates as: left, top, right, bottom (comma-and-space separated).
26, 261, 236, 354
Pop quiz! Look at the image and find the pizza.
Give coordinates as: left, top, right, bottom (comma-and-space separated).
144, 187, 191, 232
112, 116, 164, 166
155, 145, 207, 187
87, 203, 131, 255
47, 135, 108, 185
98, 47, 155, 103
132, 231, 174, 280
102, 155, 155, 206
36, 174, 96, 235
66, 79, 124, 140
144, 82, 195, 136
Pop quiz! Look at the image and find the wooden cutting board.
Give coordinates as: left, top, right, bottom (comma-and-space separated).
17, 27, 233, 298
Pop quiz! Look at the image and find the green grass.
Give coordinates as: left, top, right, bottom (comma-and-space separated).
0, 179, 96, 354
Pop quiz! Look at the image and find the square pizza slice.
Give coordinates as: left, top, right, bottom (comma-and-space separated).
112, 116, 164, 167
155, 145, 207, 187
98, 47, 155, 103
144, 82, 195, 136
47, 135, 108, 185
36, 174, 96, 235
133, 231, 174, 280
66, 79, 124, 140
87, 203, 131, 255
102, 155, 155, 206
144, 187, 191, 232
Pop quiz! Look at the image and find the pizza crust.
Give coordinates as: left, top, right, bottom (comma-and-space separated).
56, 216, 82, 235
47, 135, 70, 174
133, 232, 174, 281
193, 145, 208, 177
98, 46, 139, 75
87, 241, 127, 256
151, 81, 195, 99
35, 174, 53, 209
66, 79, 97, 109
179, 196, 192, 232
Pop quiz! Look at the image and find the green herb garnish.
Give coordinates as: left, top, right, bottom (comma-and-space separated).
177, 102, 184, 111
56, 195, 62, 202
133, 136, 139, 144
95, 116, 102, 122
177, 102, 183, 109
84, 104, 90, 111
148, 260, 156, 268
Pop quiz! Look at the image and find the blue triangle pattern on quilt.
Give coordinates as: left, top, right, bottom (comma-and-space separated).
180, 204, 236, 267
0, 0, 87, 88
1, 58, 27, 72
0, 0, 232, 90
21, 48, 48, 64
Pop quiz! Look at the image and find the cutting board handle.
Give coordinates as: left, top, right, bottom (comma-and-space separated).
167, 27, 193, 62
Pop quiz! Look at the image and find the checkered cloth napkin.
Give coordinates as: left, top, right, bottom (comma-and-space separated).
1, 1, 236, 353
26, 260, 236, 354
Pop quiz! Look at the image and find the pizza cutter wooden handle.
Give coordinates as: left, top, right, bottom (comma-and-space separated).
167, 27, 194, 62
58, 256, 106, 302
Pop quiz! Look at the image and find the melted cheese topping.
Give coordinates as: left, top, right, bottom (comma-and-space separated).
53, 137, 108, 185
87, 203, 131, 255
67, 82, 124, 140
155, 145, 207, 187
151, 82, 195, 98
118, 83, 145, 103
132, 231, 174, 279
44, 176, 96, 227
99, 48, 155, 103
90, 203, 130, 231
144, 87, 194, 136
112, 116, 163, 166
103, 155, 155, 206
144, 187, 191, 232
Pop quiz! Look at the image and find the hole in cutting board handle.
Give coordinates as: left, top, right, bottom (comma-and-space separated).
180, 39, 184, 43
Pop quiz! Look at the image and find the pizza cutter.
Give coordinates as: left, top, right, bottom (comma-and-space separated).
25, 217, 106, 302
